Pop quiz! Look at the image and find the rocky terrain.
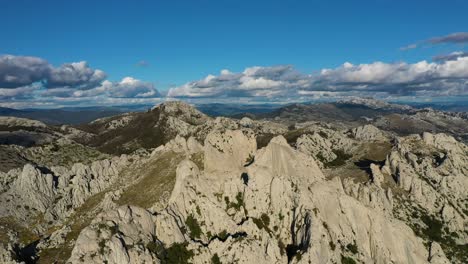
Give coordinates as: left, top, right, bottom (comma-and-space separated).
0, 100, 466, 264
252, 98, 468, 145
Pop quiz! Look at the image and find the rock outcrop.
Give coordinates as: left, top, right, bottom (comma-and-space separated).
0, 101, 466, 264
67, 130, 450, 264
351, 124, 387, 141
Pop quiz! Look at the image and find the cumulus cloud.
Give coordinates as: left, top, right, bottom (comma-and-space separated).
307, 59, 468, 96
3, 54, 468, 106
168, 65, 308, 98
106, 77, 160, 98
0, 55, 106, 90
47, 77, 160, 99
433, 51, 468, 62
169, 58, 468, 99
48, 61, 107, 89
0, 55, 50, 88
0, 83, 41, 100
0, 55, 159, 101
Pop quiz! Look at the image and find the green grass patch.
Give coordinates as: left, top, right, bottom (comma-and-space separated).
117, 151, 183, 208
341, 255, 357, 264
325, 149, 352, 167
185, 214, 202, 239
211, 253, 222, 264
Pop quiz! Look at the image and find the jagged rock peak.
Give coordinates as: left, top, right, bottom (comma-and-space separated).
351, 124, 387, 141
152, 101, 210, 125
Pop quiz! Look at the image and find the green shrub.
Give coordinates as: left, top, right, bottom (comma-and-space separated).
421, 214, 443, 241
185, 214, 202, 239
225, 192, 244, 211
218, 230, 229, 240
147, 241, 164, 256
341, 255, 357, 264
161, 242, 194, 264
346, 242, 358, 254
252, 213, 272, 233
211, 253, 222, 264
325, 150, 352, 167
260, 213, 270, 227
98, 239, 106, 255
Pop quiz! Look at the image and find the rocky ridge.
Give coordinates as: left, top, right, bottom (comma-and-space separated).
0, 101, 466, 264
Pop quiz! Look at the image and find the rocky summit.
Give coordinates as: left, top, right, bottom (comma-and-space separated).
0, 100, 467, 264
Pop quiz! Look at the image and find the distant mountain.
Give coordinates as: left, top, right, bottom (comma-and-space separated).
249, 100, 412, 126
0, 106, 128, 125
242, 99, 468, 144
195, 103, 283, 117
404, 101, 468, 113
1, 99, 466, 126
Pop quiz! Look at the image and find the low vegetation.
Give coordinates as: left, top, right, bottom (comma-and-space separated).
23, 142, 109, 168
341, 255, 357, 264
185, 214, 202, 239
252, 213, 271, 233
325, 149, 352, 167
225, 192, 244, 212
155, 242, 194, 264
117, 151, 183, 208
211, 253, 222, 264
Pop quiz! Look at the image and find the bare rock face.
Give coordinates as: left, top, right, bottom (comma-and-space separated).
204, 129, 256, 172
296, 133, 337, 167
370, 163, 384, 187
381, 132, 468, 245
429, 242, 451, 264
351, 124, 387, 141
239, 117, 288, 135
157, 135, 203, 156
155, 101, 210, 126
0, 154, 132, 228
68, 205, 158, 264
67, 130, 444, 264
10, 164, 55, 213
2, 102, 466, 264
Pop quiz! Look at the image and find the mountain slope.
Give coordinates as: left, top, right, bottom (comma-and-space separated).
0, 101, 466, 264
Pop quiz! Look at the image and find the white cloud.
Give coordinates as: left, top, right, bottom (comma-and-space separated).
169, 58, 468, 99
48, 61, 107, 89
433, 51, 468, 62
3, 53, 468, 106
0, 55, 159, 101
168, 65, 305, 98
107, 77, 160, 98
0, 55, 50, 88
0, 83, 41, 100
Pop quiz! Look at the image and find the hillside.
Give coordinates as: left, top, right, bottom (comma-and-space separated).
0, 101, 466, 264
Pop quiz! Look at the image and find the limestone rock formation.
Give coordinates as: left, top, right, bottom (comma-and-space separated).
66, 130, 452, 264
351, 124, 387, 141
0, 101, 466, 264
68, 206, 158, 264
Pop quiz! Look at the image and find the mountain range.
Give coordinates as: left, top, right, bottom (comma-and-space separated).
0, 99, 466, 264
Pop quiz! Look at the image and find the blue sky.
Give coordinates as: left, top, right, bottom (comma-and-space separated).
1, 0, 468, 107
